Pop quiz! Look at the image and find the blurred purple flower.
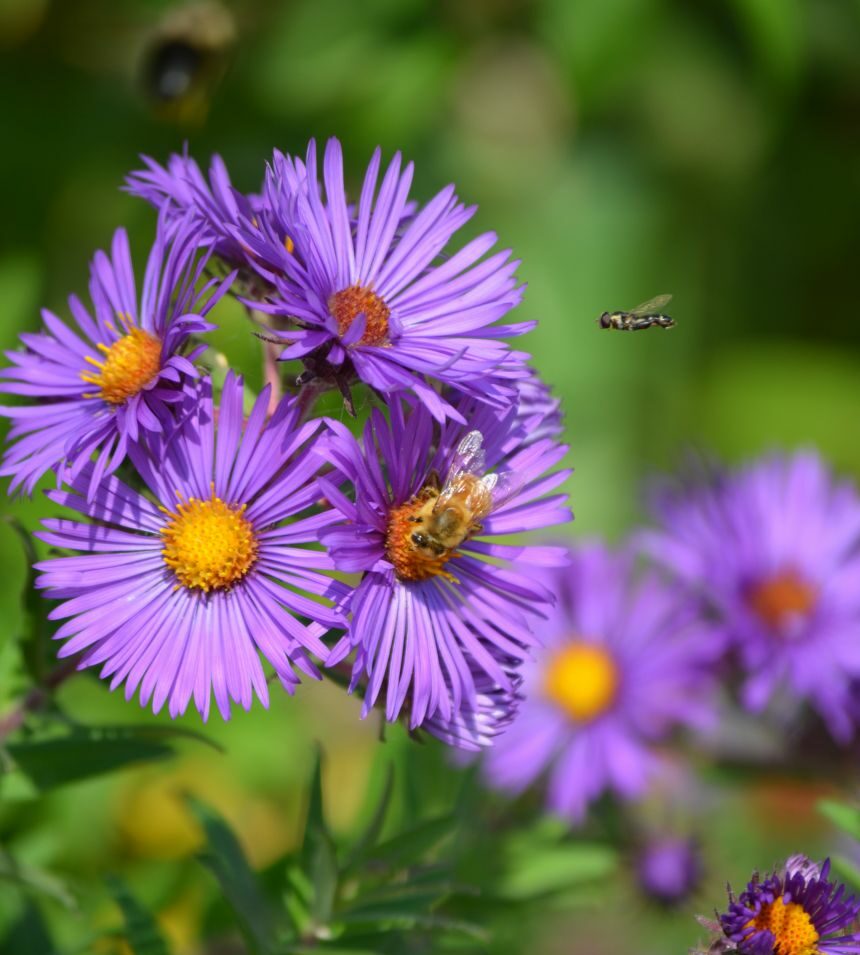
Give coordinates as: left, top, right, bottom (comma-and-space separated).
639, 451, 860, 742
319, 388, 571, 746
719, 856, 860, 954
243, 137, 534, 420
482, 543, 720, 822
33, 374, 346, 720
637, 835, 702, 907
0, 216, 232, 499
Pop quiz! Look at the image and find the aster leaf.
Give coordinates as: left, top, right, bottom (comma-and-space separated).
4, 516, 51, 683
300, 747, 339, 927
5, 724, 220, 790
105, 874, 172, 955
187, 796, 279, 955
819, 798, 860, 840
1, 901, 53, 955
343, 816, 456, 874
343, 762, 395, 868
498, 841, 617, 900
0, 849, 76, 909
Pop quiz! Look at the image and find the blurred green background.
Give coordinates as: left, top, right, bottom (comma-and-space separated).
1, 0, 860, 952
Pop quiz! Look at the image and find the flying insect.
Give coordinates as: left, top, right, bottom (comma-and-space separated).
598, 294, 674, 331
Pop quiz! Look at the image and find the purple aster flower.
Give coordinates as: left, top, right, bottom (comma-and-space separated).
482, 543, 720, 822
639, 451, 860, 742
422, 667, 524, 752
32, 373, 346, 720
0, 215, 232, 499
238, 137, 533, 420
125, 149, 276, 273
318, 390, 571, 745
719, 856, 860, 954
636, 835, 702, 907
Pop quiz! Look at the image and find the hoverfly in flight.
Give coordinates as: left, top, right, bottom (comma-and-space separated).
598, 294, 675, 331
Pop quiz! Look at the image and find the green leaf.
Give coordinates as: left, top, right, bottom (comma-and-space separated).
344, 763, 394, 868
500, 842, 617, 900
105, 875, 171, 955
0, 850, 76, 909
5, 724, 220, 790
2, 901, 53, 955
301, 748, 339, 926
819, 799, 860, 840
346, 816, 455, 873
4, 516, 52, 682
187, 796, 278, 955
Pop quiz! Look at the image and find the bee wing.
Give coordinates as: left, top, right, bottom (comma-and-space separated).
450, 430, 486, 479
488, 471, 524, 510
628, 293, 672, 316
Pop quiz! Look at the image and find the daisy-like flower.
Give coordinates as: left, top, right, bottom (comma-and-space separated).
636, 835, 702, 908
32, 373, 346, 720
319, 390, 571, 745
482, 543, 720, 821
718, 856, 860, 954
125, 149, 277, 271
0, 216, 232, 498
639, 451, 860, 742
240, 137, 533, 420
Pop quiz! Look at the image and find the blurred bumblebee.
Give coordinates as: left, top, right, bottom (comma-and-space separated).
140, 1, 236, 124
598, 294, 675, 331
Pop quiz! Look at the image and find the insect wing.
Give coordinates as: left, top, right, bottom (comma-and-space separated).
488, 471, 523, 510
628, 294, 673, 316
450, 430, 487, 479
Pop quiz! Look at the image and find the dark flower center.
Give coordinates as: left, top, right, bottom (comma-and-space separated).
328, 285, 391, 347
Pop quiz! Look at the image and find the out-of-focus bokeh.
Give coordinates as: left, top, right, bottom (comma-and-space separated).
1, 1, 860, 952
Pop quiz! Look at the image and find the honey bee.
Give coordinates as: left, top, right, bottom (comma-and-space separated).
408, 431, 514, 560
598, 294, 675, 331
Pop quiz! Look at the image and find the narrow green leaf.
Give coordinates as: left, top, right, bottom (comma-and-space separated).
5, 516, 51, 683
348, 816, 455, 872
7, 724, 219, 790
105, 875, 171, 955
819, 799, 860, 839
344, 763, 394, 868
187, 796, 278, 955
301, 747, 339, 926
500, 842, 616, 900
0, 850, 76, 909
2, 900, 53, 955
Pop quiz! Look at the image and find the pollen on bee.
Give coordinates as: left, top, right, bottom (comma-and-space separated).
385, 492, 458, 583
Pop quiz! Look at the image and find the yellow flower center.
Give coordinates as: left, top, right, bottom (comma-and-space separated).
543, 641, 620, 723
748, 570, 816, 631
328, 285, 391, 347
160, 490, 258, 593
746, 897, 820, 955
81, 316, 162, 405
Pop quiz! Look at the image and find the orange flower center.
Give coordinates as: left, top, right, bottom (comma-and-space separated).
385, 489, 460, 582
81, 315, 162, 405
745, 897, 820, 955
543, 642, 620, 723
748, 570, 816, 631
161, 490, 258, 593
328, 285, 391, 347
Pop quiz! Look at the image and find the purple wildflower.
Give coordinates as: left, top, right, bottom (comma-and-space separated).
0, 216, 232, 499
636, 835, 702, 907
126, 149, 274, 272
482, 543, 720, 822
241, 137, 534, 420
639, 451, 860, 742
719, 856, 860, 954
33, 374, 346, 720
318, 390, 571, 745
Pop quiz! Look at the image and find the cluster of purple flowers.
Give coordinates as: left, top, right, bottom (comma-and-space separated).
1, 138, 571, 747
472, 448, 860, 826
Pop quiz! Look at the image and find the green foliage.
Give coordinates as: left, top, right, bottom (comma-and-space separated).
106, 875, 172, 955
